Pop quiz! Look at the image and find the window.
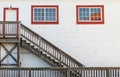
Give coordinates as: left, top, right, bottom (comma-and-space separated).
76, 5, 104, 24
31, 5, 59, 24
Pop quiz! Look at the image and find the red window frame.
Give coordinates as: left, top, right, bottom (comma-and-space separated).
76, 5, 104, 24
31, 5, 59, 24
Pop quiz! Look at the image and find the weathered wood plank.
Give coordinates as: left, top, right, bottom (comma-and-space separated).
0, 39, 19, 43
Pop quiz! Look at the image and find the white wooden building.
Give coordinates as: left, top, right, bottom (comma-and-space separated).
0, 0, 120, 77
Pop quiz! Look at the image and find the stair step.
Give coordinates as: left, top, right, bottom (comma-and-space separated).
30, 45, 34, 48
46, 56, 51, 59
49, 58, 55, 62
22, 40, 30, 45
58, 64, 63, 67
22, 40, 26, 42
52, 61, 62, 66
42, 54, 47, 57
53, 61, 59, 64
34, 48, 39, 51
27, 43, 31, 46
37, 51, 42, 54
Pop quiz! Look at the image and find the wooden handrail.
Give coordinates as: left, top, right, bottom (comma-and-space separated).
0, 21, 20, 23
20, 23, 85, 67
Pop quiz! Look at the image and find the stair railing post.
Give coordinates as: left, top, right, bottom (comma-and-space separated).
17, 21, 21, 67
3, 21, 5, 38
16, 21, 19, 38
18, 21, 21, 39
59, 50, 62, 67
39, 37, 42, 54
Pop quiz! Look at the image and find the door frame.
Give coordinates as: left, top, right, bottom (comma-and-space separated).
4, 8, 19, 21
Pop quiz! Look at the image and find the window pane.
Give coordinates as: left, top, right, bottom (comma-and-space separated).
34, 17, 38, 21
33, 8, 45, 21
78, 7, 102, 21
79, 8, 90, 21
97, 8, 101, 13
90, 8, 101, 21
34, 8, 38, 12
32, 6, 58, 24
45, 8, 56, 21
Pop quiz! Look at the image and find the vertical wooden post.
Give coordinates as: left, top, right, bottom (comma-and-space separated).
18, 23, 20, 67
39, 37, 42, 54
29, 68, 31, 77
59, 50, 62, 67
3, 22, 5, 38
17, 43, 20, 67
16, 22, 19, 38
18, 68, 20, 77
67, 68, 70, 77
0, 43, 1, 66
106, 68, 109, 77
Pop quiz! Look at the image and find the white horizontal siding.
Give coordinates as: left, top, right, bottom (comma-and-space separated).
20, 47, 50, 67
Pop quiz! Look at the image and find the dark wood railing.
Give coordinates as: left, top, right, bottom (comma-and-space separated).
0, 21, 20, 38
20, 24, 84, 67
0, 67, 120, 77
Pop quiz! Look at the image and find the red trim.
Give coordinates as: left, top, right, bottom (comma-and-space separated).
4, 8, 19, 21
31, 6, 33, 24
76, 5, 104, 24
31, 5, 59, 24
3, 8, 19, 38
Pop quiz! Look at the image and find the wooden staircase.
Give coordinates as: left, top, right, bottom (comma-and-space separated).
21, 39, 63, 67
20, 23, 85, 67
